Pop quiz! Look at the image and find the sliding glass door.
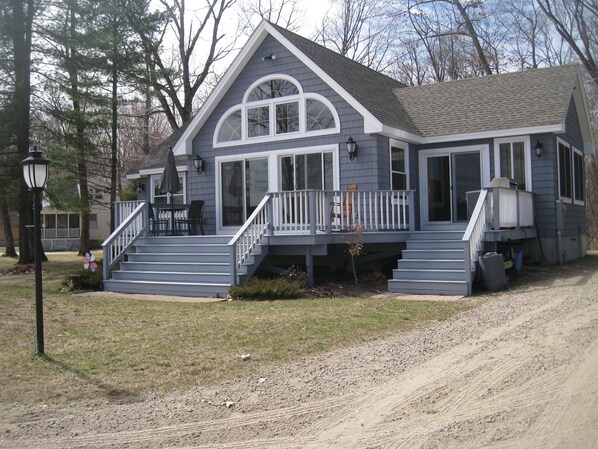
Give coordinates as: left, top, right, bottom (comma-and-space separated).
221, 158, 268, 226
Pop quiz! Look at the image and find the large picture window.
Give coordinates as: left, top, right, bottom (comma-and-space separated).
558, 138, 584, 204
214, 75, 339, 146
280, 151, 333, 191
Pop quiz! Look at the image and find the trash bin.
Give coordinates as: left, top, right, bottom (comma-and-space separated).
479, 252, 507, 292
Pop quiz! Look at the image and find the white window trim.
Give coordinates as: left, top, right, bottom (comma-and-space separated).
389, 138, 409, 191
243, 74, 303, 103
214, 144, 339, 233
556, 137, 584, 205
213, 75, 340, 148
493, 136, 532, 191
573, 146, 584, 205
150, 173, 187, 203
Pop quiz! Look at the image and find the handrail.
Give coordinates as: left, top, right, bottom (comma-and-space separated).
114, 200, 144, 227
462, 189, 489, 295
102, 202, 147, 280
227, 194, 271, 285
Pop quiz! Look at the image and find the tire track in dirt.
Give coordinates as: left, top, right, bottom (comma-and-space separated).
2, 395, 352, 449
4, 272, 597, 449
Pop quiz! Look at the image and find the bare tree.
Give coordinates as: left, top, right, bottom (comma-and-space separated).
507, 0, 574, 69
536, 0, 598, 87
238, 0, 303, 35
315, 0, 396, 71
398, 0, 505, 78
129, 0, 236, 130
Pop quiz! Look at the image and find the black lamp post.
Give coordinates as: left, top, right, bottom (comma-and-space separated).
21, 146, 50, 355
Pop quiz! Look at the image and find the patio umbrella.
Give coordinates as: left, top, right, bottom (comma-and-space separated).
159, 147, 182, 233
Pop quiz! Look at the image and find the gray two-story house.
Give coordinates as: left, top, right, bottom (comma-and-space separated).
104, 21, 594, 297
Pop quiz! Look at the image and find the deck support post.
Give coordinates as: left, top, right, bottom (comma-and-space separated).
305, 246, 314, 286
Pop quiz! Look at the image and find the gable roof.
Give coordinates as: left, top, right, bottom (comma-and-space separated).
126, 123, 190, 178
171, 21, 594, 156
394, 64, 580, 137
269, 24, 419, 135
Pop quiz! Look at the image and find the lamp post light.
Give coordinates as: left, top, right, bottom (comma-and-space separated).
21, 146, 50, 355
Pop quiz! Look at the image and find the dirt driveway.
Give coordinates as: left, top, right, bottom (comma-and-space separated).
2, 256, 597, 448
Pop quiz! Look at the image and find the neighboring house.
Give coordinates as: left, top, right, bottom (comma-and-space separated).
106, 21, 594, 297
41, 180, 113, 251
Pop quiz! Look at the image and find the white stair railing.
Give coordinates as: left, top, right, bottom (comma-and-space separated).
228, 195, 271, 285
102, 202, 147, 280
462, 189, 489, 295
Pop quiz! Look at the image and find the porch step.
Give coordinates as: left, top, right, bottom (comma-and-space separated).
388, 230, 472, 296
406, 239, 465, 250
102, 280, 230, 298
104, 235, 239, 298
387, 279, 469, 296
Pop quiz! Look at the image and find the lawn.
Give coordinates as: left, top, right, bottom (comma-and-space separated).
0, 250, 472, 405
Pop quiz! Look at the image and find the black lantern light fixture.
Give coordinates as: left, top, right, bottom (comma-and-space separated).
346, 136, 358, 161
193, 153, 205, 175
535, 140, 544, 158
262, 54, 277, 61
137, 181, 144, 193
21, 146, 50, 355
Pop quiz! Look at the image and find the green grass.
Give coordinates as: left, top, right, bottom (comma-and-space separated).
0, 250, 472, 405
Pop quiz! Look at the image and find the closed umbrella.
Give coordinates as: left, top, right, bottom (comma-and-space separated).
159, 147, 182, 233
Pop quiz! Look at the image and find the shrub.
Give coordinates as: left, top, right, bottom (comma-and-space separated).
280, 265, 308, 288
79, 268, 103, 290
229, 277, 301, 300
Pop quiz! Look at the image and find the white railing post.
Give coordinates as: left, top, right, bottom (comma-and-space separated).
308, 190, 317, 235
408, 190, 415, 231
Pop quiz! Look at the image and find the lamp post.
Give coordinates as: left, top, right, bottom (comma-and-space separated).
21, 146, 50, 355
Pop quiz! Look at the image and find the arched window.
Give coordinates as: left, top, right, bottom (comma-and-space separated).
247, 79, 299, 101
306, 99, 335, 131
218, 110, 242, 142
214, 75, 340, 147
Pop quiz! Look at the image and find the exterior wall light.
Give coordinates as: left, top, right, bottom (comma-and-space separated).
346, 136, 358, 161
535, 140, 544, 158
262, 54, 276, 61
193, 154, 205, 175
137, 181, 144, 193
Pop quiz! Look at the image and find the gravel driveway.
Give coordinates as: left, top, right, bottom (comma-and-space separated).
2, 255, 597, 448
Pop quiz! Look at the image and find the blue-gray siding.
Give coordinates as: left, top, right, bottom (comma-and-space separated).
186, 35, 386, 234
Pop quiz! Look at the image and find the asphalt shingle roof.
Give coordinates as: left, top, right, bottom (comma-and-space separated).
128, 122, 189, 175
270, 23, 421, 135
393, 64, 579, 137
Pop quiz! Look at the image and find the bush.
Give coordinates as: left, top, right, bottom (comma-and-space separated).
79, 268, 103, 290
229, 277, 301, 300
280, 265, 309, 288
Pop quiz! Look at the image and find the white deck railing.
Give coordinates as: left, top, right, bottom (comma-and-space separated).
102, 202, 147, 279
270, 189, 414, 233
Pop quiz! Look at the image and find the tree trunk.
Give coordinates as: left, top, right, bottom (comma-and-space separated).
110, 52, 118, 233
11, 0, 33, 264
1, 203, 18, 257
452, 0, 493, 75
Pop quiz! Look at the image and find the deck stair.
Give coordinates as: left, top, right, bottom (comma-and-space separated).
103, 235, 258, 298
388, 231, 470, 296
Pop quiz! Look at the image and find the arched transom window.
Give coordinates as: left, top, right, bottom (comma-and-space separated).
215, 75, 340, 147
